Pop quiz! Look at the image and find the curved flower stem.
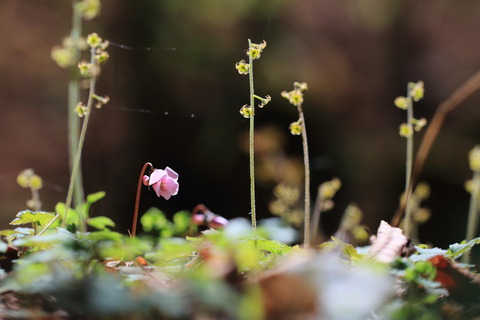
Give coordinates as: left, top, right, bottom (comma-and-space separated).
131, 162, 153, 237
297, 105, 311, 249
404, 95, 414, 238
248, 39, 257, 229
39, 47, 97, 236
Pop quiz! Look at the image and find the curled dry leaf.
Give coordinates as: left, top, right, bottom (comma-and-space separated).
368, 220, 409, 263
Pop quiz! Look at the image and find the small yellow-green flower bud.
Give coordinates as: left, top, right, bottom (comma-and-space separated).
469, 145, 480, 172
415, 182, 430, 200
78, 61, 92, 76
77, 0, 101, 20
51, 46, 74, 68
413, 208, 431, 223
294, 82, 308, 92
76, 102, 87, 117
87, 33, 102, 48
17, 169, 42, 190
246, 40, 267, 60
29, 174, 43, 190
399, 123, 413, 138
235, 60, 250, 75
282, 87, 304, 107
258, 95, 271, 108
289, 120, 302, 135
95, 50, 109, 64
409, 81, 425, 102
413, 117, 427, 132
240, 105, 253, 118
394, 96, 408, 110
320, 178, 341, 199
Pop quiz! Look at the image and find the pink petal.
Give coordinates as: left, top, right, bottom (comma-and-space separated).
148, 169, 166, 185
142, 175, 150, 186
165, 167, 179, 180
159, 178, 179, 200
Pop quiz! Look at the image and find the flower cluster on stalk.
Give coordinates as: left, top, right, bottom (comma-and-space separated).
281, 82, 308, 135
235, 41, 270, 118
395, 81, 427, 138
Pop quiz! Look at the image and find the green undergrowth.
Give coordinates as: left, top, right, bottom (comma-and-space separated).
0, 196, 479, 319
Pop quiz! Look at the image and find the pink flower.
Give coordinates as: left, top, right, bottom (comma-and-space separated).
143, 167, 179, 200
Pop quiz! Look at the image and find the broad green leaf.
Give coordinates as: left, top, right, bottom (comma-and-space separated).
447, 237, 480, 260
86, 230, 123, 242
409, 246, 447, 262
10, 210, 56, 227
88, 216, 116, 230
320, 236, 362, 262
173, 211, 191, 233
79, 191, 106, 220
254, 238, 291, 255
140, 207, 167, 232
55, 202, 79, 226
86, 191, 106, 204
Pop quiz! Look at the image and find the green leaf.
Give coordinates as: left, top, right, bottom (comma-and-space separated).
140, 207, 167, 232
86, 191, 106, 204
55, 202, 79, 226
88, 216, 116, 230
86, 230, 123, 242
320, 236, 362, 262
173, 210, 191, 233
10, 210, 56, 227
447, 237, 480, 260
80, 191, 106, 219
254, 238, 291, 255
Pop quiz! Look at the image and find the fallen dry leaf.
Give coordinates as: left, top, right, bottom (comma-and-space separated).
368, 220, 409, 263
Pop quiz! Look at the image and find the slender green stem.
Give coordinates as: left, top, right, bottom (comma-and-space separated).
69, 1, 85, 209
62, 47, 97, 230
131, 162, 153, 237
404, 96, 414, 238
466, 171, 480, 241
463, 171, 480, 263
31, 187, 41, 212
297, 105, 311, 249
248, 39, 256, 229
39, 47, 97, 235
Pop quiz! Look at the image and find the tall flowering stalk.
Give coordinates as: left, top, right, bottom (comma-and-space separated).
235, 40, 270, 228
51, 0, 102, 214
281, 82, 311, 248
394, 81, 426, 238
40, 33, 109, 235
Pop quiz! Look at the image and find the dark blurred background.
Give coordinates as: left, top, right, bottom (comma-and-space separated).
1, 0, 480, 247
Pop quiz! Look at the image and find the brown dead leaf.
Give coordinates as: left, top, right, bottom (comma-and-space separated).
368, 220, 410, 263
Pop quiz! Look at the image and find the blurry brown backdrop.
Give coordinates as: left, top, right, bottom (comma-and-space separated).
1, 0, 480, 246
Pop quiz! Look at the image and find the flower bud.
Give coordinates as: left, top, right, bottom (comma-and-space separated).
394, 96, 408, 110
469, 145, 480, 172
399, 123, 413, 138
240, 105, 253, 118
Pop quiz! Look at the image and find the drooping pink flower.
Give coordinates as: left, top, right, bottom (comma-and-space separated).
143, 167, 179, 200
